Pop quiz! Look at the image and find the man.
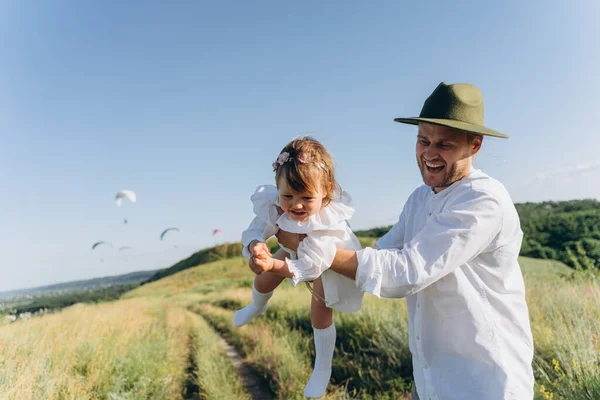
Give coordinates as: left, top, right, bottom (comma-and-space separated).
250, 82, 535, 399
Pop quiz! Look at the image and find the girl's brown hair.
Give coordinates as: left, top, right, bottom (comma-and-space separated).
273, 137, 341, 206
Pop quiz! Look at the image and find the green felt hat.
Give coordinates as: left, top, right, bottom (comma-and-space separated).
394, 82, 508, 138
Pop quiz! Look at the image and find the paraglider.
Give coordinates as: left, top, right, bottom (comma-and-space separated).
115, 190, 136, 224
212, 228, 222, 236
91, 241, 112, 251
115, 190, 136, 206
160, 227, 179, 241
118, 246, 134, 261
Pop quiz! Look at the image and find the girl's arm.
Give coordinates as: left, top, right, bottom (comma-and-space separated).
263, 248, 295, 279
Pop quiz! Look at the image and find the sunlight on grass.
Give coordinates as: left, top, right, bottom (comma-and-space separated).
0, 298, 190, 399
1, 254, 597, 399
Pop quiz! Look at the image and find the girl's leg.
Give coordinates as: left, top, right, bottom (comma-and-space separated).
309, 276, 333, 329
234, 250, 287, 327
304, 277, 335, 398
254, 271, 285, 293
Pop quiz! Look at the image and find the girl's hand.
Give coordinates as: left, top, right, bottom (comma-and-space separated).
250, 251, 274, 275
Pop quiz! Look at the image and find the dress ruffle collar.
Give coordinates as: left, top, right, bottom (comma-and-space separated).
250, 185, 354, 234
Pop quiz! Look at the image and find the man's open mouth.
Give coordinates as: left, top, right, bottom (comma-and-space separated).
424, 160, 445, 173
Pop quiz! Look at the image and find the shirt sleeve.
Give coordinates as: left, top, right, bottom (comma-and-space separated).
285, 231, 341, 286
241, 216, 268, 259
356, 189, 503, 298
376, 210, 407, 250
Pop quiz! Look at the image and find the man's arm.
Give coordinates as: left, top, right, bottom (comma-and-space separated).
274, 208, 406, 281
329, 209, 408, 279
255, 233, 344, 283
309, 209, 408, 280
330, 248, 359, 279
353, 190, 503, 298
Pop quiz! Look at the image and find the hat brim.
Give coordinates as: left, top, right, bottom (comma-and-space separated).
394, 117, 509, 139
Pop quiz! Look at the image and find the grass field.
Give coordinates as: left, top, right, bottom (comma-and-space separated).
1, 254, 598, 399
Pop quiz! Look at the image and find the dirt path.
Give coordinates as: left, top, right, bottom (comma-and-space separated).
183, 333, 200, 400
215, 335, 275, 400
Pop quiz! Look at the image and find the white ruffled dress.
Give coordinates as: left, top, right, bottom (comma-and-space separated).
241, 185, 364, 313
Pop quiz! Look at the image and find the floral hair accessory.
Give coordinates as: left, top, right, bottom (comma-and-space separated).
278, 152, 290, 164
296, 154, 310, 164
272, 151, 290, 171
272, 150, 325, 171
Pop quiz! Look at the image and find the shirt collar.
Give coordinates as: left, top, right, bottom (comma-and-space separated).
430, 167, 477, 200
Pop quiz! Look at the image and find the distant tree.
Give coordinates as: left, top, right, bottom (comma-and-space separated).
516, 199, 600, 269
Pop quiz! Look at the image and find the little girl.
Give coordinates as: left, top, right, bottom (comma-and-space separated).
235, 136, 364, 399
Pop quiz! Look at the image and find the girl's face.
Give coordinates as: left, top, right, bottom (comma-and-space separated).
277, 178, 326, 222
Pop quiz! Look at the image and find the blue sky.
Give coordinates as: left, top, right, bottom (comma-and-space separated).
1, 1, 598, 291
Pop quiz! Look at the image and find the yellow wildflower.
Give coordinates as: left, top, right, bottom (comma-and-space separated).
552, 358, 561, 373
539, 385, 554, 400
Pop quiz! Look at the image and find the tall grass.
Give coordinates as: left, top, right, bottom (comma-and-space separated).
190, 301, 316, 399
0, 298, 190, 399
527, 278, 600, 399
2, 254, 597, 399
189, 310, 251, 399
183, 256, 599, 399
208, 283, 413, 399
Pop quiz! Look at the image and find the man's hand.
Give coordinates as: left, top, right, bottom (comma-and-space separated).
248, 240, 272, 259
275, 230, 306, 253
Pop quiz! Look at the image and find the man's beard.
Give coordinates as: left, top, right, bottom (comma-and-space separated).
418, 157, 469, 190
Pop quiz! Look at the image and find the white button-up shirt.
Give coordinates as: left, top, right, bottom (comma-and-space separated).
356, 169, 534, 400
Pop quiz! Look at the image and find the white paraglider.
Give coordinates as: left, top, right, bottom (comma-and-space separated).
115, 190, 137, 224
115, 190, 137, 206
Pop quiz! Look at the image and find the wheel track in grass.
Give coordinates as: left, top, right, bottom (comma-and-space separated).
183, 331, 201, 400
190, 308, 275, 400
214, 334, 275, 400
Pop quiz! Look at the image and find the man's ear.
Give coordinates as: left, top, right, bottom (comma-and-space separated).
471, 135, 483, 156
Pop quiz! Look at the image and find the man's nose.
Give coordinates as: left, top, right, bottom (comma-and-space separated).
423, 145, 438, 159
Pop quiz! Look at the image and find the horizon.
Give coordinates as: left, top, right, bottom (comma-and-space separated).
2, 1, 599, 291
3, 195, 597, 294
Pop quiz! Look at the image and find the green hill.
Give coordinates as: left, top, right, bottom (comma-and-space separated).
145, 239, 281, 284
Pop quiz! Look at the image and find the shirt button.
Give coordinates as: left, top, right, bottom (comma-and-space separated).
423, 365, 429, 370
416, 335, 420, 340
417, 303, 421, 308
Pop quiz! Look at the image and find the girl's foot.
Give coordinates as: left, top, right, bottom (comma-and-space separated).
233, 303, 268, 327
233, 284, 273, 327
303, 324, 336, 398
